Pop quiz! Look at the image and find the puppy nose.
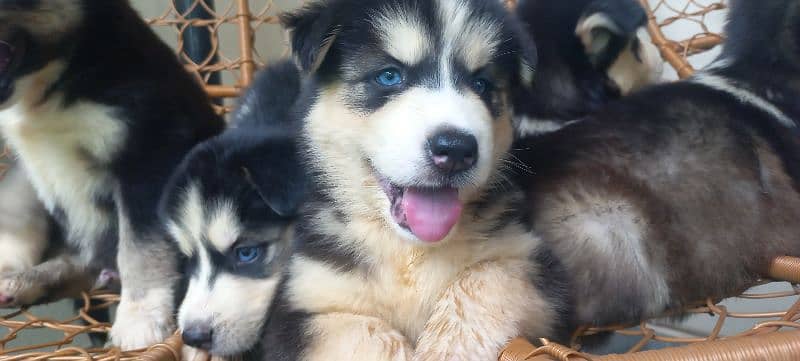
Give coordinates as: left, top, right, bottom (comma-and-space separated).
182, 324, 213, 350
428, 129, 478, 174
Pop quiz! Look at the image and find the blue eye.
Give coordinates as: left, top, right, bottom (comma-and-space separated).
375, 68, 403, 86
235, 246, 262, 264
471, 78, 490, 95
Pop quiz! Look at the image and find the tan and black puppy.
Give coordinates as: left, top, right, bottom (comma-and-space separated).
0, 0, 224, 349
514, 0, 800, 329
261, 1, 571, 360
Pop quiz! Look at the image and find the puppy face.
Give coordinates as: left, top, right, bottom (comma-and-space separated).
161, 137, 303, 356
0, 0, 83, 107
283, 0, 535, 244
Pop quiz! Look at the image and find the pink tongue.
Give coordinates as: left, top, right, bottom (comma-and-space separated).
401, 188, 463, 243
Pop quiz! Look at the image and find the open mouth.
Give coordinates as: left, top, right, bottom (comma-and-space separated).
0, 40, 14, 103
377, 174, 463, 243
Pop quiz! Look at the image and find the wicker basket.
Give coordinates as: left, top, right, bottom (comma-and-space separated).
3, 1, 798, 360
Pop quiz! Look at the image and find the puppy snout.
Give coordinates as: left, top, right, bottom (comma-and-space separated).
182, 324, 214, 350
428, 129, 478, 174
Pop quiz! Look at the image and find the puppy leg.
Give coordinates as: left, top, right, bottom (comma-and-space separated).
413, 259, 554, 361
0, 165, 49, 274
304, 313, 413, 361
110, 198, 179, 350
0, 253, 92, 307
110, 229, 179, 350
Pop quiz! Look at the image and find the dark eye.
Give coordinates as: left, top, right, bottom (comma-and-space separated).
471, 78, 490, 95
375, 68, 404, 87
234, 246, 263, 264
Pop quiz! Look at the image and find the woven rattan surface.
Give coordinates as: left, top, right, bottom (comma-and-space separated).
640, 0, 726, 78
0, 293, 181, 361
500, 258, 800, 361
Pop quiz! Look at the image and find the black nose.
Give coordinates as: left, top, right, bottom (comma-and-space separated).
182, 324, 213, 350
428, 129, 478, 174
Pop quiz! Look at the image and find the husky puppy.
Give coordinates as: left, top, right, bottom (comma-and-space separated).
514, 0, 662, 136
261, 1, 572, 360
0, 0, 224, 349
514, 0, 800, 328
161, 60, 306, 358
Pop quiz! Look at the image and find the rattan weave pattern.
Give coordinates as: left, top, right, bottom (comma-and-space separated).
640, 0, 726, 78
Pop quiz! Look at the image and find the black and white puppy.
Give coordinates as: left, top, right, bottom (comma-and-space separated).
514, 0, 800, 329
514, 0, 662, 136
0, 0, 224, 349
161, 60, 306, 358
261, 1, 571, 360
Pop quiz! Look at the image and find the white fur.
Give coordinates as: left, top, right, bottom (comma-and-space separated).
372, 7, 431, 66
111, 286, 176, 350
515, 116, 583, 137
207, 201, 241, 252
436, 0, 501, 73
607, 29, 663, 94
0, 62, 125, 255
179, 263, 280, 356
167, 183, 205, 257
691, 73, 796, 128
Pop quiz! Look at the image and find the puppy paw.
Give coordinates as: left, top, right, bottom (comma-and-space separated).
0, 271, 46, 308
110, 290, 175, 350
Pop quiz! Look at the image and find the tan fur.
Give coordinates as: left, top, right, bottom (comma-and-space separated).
303, 313, 413, 361
373, 8, 431, 66
291, 87, 535, 355
0, 0, 83, 41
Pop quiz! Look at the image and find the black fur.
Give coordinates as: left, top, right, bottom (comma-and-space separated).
160, 59, 307, 357
514, 0, 647, 125
512, 0, 800, 329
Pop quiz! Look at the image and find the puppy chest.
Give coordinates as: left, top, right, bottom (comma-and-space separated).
0, 100, 126, 243
288, 255, 457, 343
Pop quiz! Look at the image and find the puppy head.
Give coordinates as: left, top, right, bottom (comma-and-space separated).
160, 134, 305, 356
282, 0, 535, 245
575, 0, 661, 93
0, 0, 83, 107
514, 0, 661, 136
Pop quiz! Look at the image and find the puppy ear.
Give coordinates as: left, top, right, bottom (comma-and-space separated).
242, 158, 307, 218
575, 0, 647, 70
280, 1, 340, 74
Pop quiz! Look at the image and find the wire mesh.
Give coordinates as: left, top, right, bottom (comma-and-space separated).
142, 0, 297, 113
0, 293, 181, 360
640, 0, 727, 78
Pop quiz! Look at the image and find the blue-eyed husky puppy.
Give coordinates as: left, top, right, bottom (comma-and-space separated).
161, 60, 307, 358
260, 1, 571, 360
0, 0, 224, 349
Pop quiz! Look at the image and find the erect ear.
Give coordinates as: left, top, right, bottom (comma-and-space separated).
575, 0, 647, 70
280, 1, 340, 74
